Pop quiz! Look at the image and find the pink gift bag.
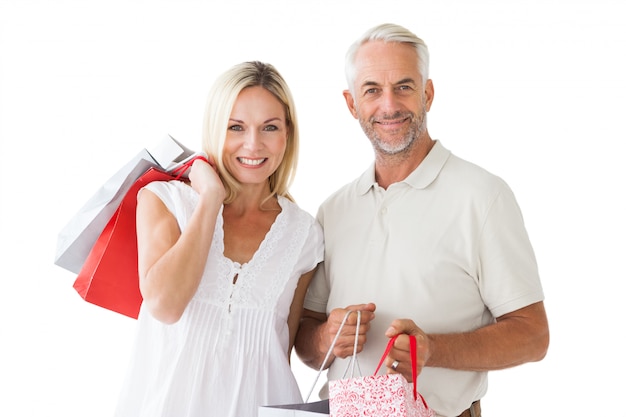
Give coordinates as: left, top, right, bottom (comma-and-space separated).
327, 312, 435, 417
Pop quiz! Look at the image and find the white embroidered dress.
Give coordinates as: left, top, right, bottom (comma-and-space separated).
114, 181, 323, 417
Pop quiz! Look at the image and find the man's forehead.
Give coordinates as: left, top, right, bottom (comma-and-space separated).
354, 41, 421, 87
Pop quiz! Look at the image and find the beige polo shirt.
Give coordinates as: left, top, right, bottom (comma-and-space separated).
304, 140, 544, 416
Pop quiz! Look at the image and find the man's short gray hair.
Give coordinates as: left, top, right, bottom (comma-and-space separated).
345, 23, 430, 93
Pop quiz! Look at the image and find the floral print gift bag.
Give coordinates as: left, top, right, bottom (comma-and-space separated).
327, 312, 435, 417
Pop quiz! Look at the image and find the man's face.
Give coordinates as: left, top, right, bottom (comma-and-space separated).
344, 41, 433, 156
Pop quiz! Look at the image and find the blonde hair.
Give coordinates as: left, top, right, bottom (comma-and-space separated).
345, 23, 430, 93
202, 61, 299, 205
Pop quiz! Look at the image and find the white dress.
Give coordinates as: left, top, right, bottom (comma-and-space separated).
114, 181, 324, 417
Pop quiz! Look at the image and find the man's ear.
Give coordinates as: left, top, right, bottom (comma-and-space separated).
424, 79, 434, 111
343, 89, 358, 119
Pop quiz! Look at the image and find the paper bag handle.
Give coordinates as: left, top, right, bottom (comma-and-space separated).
374, 334, 419, 402
169, 155, 209, 180
375, 335, 430, 409
304, 310, 361, 402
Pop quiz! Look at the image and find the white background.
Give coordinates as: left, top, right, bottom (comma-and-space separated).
1, 0, 625, 415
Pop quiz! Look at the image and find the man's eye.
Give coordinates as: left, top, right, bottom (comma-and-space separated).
365, 88, 378, 94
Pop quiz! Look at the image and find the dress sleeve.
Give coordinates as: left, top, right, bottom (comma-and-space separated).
138, 180, 197, 231
139, 181, 178, 213
295, 218, 324, 276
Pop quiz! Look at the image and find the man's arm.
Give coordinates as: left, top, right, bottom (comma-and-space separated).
384, 301, 549, 381
426, 301, 549, 371
294, 309, 331, 370
295, 303, 377, 370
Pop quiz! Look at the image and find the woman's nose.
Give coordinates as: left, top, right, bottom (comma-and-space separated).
242, 130, 262, 150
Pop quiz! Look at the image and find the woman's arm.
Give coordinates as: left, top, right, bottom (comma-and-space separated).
137, 159, 224, 324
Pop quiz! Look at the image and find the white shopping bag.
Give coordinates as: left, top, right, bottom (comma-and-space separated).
54, 134, 196, 274
258, 400, 329, 417
257, 314, 359, 417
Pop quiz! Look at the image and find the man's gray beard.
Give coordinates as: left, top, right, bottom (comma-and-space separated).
360, 107, 427, 156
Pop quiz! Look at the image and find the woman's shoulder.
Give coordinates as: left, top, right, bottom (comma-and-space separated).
141, 180, 197, 214
277, 195, 315, 222
144, 179, 193, 197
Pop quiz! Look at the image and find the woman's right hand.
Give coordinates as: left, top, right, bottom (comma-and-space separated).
188, 156, 226, 203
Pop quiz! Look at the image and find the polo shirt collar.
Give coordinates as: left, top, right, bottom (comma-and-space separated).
356, 140, 451, 195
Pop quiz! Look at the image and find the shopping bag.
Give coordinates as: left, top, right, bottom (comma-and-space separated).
259, 311, 357, 417
54, 134, 195, 274
258, 310, 349, 417
258, 400, 329, 417
73, 156, 207, 318
327, 313, 435, 417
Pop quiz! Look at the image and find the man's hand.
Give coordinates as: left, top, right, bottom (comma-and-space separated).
383, 319, 431, 383
295, 303, 375, 370
325, 303, 376, 359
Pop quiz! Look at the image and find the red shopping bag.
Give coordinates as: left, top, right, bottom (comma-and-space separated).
73, 157, 206, 318
329, 327, 435, 416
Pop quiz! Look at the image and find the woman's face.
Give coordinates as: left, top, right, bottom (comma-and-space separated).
222, 86, 288, 187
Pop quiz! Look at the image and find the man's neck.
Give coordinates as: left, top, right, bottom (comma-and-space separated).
374, 136, 435, 189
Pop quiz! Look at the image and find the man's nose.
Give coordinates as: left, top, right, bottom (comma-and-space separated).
379, 89, 401, 113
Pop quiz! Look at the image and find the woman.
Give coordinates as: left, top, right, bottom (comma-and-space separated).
114, 61, 323, 417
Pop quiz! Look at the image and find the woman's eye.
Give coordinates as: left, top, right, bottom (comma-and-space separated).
264, 125, 278, 131
228, 125, 243, 131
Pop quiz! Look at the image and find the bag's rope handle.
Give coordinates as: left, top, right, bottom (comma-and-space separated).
169, 155, 209, 180
304, 310, 361, 402
342, 310, 362, 379
374, 334, 426, 406
305, 314, 431, 411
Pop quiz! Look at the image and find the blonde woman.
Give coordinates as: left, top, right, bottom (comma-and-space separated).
115, 61, 323, 417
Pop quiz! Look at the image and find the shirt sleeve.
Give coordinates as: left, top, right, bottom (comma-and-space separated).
303, 207, 330, 314
303, 261, 330, 313
478, 180, 545, 318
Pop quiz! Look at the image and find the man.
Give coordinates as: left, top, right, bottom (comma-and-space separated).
294, 23, 549, 417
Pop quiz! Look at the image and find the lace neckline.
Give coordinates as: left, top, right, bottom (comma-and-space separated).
218, 195, 287, 269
